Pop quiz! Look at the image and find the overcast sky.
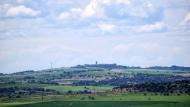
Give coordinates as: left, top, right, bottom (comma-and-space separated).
0, 0, 190, 73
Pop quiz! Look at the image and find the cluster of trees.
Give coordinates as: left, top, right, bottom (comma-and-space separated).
66, 90, 92, 95
113, 80, 190, 95
74, 74, 190, 86
28, 80, 58, 85
0, 87, 59, 98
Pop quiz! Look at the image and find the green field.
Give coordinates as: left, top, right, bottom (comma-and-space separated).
1, 93, 190, 107
44, 85, 113, 92
3, 101, 190, 107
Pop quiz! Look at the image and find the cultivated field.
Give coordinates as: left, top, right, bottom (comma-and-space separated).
1, 93, 190, 107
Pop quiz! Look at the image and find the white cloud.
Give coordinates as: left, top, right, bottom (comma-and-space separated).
1, 0, 190, 73
58, 12, 70, 20
138, 22, 165, 32
145, 1, 152, 8
58, 0, 135, 20
97, 23, 115, 32
81, 0, 101, 18
16, 0, 26, 3
181, 12, 190, 25
128, 1, 154, 18
71, 8, 82, 13
57, 0, 153, 20
6, 5, 40, 17
81, 0, 131, 18
115, 0, 131, 5
178, 12, 190, 30
0, 4, 11, 16
58, 8, 82, 20
162, 7, 189, 31
102, 0, 131, 5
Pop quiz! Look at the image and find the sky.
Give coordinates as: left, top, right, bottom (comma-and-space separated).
0, 0, 190, 73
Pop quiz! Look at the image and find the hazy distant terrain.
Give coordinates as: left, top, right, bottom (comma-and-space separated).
0, 64, 190, 107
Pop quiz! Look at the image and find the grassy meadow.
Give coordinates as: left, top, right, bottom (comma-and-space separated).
0, 92, 190, 107
44, 85, 113, 92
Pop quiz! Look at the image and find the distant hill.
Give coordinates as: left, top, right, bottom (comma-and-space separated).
146, 65, 190, 71
72, 64, 190, 71
72, 63, 127, 69
3, 64, 190, 75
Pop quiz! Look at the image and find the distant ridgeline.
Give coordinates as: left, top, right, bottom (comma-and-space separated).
8, 64, 190, 75
72, 63, 190, 71
72, 63, 127, 69
146, 65, 190, 71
